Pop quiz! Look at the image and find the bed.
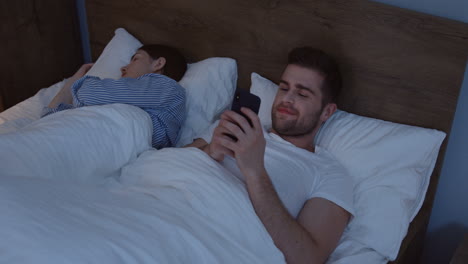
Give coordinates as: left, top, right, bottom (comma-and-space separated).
1, 0, 468, 263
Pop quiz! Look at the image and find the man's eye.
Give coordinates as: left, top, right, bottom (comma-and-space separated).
299, 93, 308, 98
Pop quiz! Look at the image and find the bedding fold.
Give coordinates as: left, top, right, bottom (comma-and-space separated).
0, 104, 152, 183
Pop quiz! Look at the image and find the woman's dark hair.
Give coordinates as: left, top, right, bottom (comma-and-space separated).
139, 44, 187, 81
288, 47, 342, 105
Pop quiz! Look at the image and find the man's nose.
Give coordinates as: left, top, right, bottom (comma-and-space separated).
282, 91, 295, 104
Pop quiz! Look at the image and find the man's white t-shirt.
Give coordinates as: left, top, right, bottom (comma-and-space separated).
200, 122, 355, 219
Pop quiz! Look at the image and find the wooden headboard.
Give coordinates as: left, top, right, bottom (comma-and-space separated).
86, 0, 468, 262
0, 0, 82, 110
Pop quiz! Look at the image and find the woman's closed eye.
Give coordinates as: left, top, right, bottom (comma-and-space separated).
131, 55, 140, 62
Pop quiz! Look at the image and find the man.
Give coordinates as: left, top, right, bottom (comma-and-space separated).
44, 45, 187, 149
189, 47, 354, 263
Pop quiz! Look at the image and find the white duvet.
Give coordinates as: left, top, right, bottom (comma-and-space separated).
0, 104, 285, 263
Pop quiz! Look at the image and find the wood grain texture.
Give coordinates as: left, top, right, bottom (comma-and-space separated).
85, 0, 468, 262
0, 0, 83, 109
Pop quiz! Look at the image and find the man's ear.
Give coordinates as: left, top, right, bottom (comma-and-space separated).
152, 57, 166, 73
320, 103, 337, 123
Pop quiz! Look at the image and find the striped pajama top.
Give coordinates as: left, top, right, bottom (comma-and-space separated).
42, 73, 186, 149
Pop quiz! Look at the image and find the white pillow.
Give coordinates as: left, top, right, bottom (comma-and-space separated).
86, 28, 143, 79
176, 58, 237, 146
250, 72, 446, 260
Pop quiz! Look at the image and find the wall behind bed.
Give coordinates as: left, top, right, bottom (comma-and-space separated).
371, 0, 468, 263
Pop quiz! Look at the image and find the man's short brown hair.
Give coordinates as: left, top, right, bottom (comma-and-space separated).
288, 47, 342, 105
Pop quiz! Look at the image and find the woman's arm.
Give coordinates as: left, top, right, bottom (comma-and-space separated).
47, 63, 94, 108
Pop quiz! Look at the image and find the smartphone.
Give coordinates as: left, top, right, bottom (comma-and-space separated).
231, 89, 261, 126
225, 89, 261, 141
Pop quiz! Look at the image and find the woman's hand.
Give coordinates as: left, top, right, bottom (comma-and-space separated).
47, 63, 94, 108
71, 63, 94, 80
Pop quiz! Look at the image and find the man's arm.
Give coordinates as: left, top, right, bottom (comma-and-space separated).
211, 108, 350, 264
185, 137, 231, 163
244, 167, 350, 263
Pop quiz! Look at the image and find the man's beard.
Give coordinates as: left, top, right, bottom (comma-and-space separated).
271, 105, 322, 137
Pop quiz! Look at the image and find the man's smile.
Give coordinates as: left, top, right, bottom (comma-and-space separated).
276, 106, 297, 116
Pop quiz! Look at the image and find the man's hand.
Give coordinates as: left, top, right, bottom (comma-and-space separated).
216, 108, 266, 176
203, 119, 236, 162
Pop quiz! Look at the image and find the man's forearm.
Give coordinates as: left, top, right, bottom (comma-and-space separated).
244, 169, 322, 264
